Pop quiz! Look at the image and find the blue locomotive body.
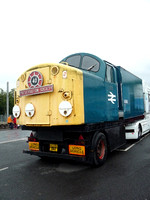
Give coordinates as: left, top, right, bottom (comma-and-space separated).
61, 53, 144, 124
117, 66, 144, 119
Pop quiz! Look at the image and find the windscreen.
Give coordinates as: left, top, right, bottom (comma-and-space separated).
81, 56, 100, 72
61, 54, 100, 72
66, 55, 81, 68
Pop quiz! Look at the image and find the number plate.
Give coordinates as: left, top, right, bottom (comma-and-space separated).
69, 145, 85, 156
29, 142, 39, 151
50, 144, 58, 152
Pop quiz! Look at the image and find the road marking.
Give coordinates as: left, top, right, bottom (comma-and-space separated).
117, 132, 150, 152
0, 138, 27, 144
0, 167, 9, 172
117, 143, 135, 152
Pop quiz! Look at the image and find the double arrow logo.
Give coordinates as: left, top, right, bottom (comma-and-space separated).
108, 92, 116, 104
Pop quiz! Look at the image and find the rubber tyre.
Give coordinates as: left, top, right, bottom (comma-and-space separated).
91, 132, 108, 167
137, 124, 142, 140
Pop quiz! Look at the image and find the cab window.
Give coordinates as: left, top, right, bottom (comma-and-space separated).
66, 55, 81, 68
105, 65, 115, 83
81, 56, 100, 72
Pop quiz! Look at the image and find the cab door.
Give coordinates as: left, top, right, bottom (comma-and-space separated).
104, 63, 119, 121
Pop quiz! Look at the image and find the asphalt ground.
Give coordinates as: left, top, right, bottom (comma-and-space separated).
0, 129, 150, 200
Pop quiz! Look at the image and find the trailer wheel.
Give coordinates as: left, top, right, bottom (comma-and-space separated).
138, 124, 142, 140
91, 132, 108, 166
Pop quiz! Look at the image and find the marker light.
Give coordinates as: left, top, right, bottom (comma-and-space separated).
51, 66, 59, 76
25, 103, 35, 117
59, 101, 72, 117
13, 105, 21, 118
21, 73, 26, 82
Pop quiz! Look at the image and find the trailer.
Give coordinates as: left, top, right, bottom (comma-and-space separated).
125, 82, 150, 139
13, 53, 146, 166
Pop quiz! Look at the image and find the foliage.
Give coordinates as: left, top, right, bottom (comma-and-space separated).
9, 89, 14, 115
0, 88, 14, 115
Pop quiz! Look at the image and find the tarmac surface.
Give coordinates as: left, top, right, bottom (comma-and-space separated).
0, 128, 150, 200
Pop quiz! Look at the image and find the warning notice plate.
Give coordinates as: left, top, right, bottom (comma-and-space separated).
29, 142, 39, 151
69, 145, 85, 156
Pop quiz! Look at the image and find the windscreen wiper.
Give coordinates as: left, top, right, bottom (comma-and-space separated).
87, 64, 97, 71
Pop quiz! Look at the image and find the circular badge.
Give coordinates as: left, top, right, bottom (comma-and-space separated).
27, 71, 43, 88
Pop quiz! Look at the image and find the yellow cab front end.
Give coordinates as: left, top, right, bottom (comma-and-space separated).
14, 63, 84, 126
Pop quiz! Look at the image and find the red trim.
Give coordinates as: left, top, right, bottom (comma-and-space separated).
27, 71, 43, 88
97, 140, 105, 160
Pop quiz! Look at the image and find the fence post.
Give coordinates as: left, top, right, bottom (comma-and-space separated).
6, 82, 9, 120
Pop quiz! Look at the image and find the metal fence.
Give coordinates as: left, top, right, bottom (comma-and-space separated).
0, 114, 7, 123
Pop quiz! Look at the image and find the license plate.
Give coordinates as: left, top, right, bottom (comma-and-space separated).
29, 142, 39, 151
69, 145, 85, 156
50, 144, 58, 152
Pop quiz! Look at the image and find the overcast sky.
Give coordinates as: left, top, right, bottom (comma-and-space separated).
0, 0, 150, 91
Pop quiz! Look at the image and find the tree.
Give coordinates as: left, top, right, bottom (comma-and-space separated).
9, 89, 14, 115
0, 88, 14, 115
0, 89, 6, 115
